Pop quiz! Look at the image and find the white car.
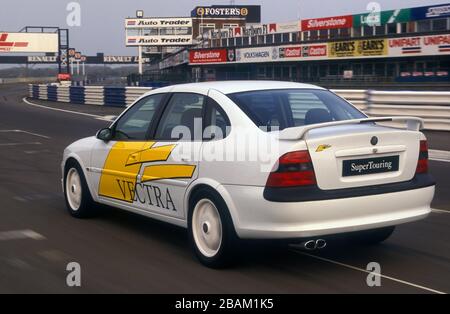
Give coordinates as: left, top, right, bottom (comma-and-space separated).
62, 81, 435, 268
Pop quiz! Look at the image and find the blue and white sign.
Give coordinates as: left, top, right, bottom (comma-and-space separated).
411, 4, 450, 20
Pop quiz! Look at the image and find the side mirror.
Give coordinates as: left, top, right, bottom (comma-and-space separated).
96, 128, 113, 142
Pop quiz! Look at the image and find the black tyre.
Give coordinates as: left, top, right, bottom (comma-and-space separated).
351, 226, 396, 245
188, 189, 238, 268
64, 160, 97, 218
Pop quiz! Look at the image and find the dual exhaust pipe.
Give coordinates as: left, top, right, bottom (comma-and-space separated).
300, 239, 327, 251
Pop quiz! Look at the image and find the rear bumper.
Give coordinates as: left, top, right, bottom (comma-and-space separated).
264, 174, 435, 202
220, 182, 435, 239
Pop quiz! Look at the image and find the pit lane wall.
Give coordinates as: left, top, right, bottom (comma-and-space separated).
28, 84, 450, 131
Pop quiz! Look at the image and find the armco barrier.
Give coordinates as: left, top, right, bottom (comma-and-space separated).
28, 84, 450, 131
333, 89, 450, 131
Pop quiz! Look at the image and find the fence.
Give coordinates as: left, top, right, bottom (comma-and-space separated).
28, 84, 450, 131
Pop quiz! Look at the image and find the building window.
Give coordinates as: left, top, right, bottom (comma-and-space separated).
375, 25, 386, 35
387, 23, 397, 34
274, 33, 282, 43
223, 24, 239, 29
236, 37, 243, 46
375, 63, 385, 76
258, 35, 265, 44
329, 64, 338, 76
340, 28, 350, 38
432, 18, 448, 31
291, 32, 298, 42
330, 28, 339, 39
302, 31, 309, 41
363, 63, 373, 75
199, 23, 215, 36
266, 34, 274, 44
243, 37, 249, 45
319, 29, 328, 40
309, 30, 318, 40
282, 33, 290, 43
221, 38, 228, 47
417, 20, 431, 32
400, 23, 407, 33
363, 25, 374, 36
353, 27, 361, 37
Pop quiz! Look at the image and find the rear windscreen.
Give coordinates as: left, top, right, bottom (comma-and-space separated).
228, 89, 366, 131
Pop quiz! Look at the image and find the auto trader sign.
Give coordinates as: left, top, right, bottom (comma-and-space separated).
127, 35, 193, 46
125, 18, 193, 28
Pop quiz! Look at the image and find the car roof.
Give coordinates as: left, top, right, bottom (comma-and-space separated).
152, 81, 325, 95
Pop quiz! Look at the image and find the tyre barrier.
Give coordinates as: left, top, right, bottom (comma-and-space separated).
28, 84, 450, 131
28, 84, 153, 107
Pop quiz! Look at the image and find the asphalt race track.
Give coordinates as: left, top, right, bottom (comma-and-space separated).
0, 84, 449, 294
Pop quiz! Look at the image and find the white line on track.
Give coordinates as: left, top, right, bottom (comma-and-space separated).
0, 142, 41, 147
22, 97, 112, 121
0, 129, 51, 139
0, 229, 46, 241
290, 249, 446, 294
432, 208, 450, 214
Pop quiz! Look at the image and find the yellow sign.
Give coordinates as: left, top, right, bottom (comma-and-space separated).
99, 142, 196, 203
328, 39, 387, 58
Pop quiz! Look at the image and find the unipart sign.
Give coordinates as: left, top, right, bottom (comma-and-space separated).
301, 15, 353, 31
189, 49, 228, 64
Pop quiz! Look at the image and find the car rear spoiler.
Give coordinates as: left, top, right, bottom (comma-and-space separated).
277, 117, 424, 141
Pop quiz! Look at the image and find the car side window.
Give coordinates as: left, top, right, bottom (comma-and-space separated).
204, 97, 230, 140
155, 93, 205, 141
113, 94, 164, 141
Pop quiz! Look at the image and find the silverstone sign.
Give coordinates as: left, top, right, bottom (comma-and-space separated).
301, 15, 353, 31
0, 33, 58, 53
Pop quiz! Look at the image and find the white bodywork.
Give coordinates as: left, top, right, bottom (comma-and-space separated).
62, 81, 434, 239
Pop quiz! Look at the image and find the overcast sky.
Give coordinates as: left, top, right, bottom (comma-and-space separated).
0, 0, 447, 55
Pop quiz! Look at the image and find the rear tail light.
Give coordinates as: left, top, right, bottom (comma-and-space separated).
266, 150, 317, 187
416, 140, 429, 174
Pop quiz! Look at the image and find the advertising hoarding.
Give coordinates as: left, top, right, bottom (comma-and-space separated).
411, 4, 450, 20
0, 33, 58, 53
301, 15, 353, 31
188, 33, 450, 65
125, 18, 193, 28
328, 39, 387, 58
389, 34, 450, 56
235, 46, 277, 63
353, 9, 411, 27
127, 35, 193, 46
191, 5, 261, 23
189, 49, 230, 64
